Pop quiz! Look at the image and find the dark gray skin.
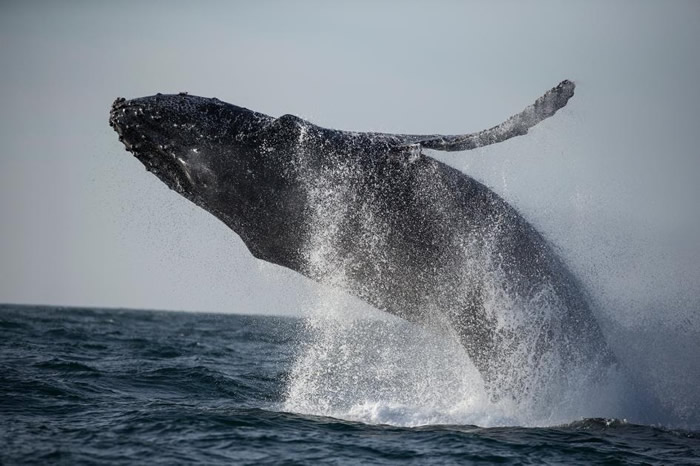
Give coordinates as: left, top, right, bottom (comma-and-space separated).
110, 81, 615, 400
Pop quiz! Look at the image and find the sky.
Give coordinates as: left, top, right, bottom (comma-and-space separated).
1, 0, 699, 328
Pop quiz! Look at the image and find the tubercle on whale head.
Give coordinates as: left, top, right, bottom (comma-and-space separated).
109, 95, 195, 197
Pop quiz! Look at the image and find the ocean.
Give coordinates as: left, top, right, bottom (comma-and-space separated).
1, 304, 698, 465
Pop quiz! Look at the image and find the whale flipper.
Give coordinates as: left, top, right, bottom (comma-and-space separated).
357, 80, 575, 153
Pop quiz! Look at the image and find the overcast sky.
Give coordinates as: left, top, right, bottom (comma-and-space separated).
1, 1, 699, 329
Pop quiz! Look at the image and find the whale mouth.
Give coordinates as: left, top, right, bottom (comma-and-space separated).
109, 97, 194, 195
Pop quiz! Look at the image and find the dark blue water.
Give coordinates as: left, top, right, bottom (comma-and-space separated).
1, 304, 698, 465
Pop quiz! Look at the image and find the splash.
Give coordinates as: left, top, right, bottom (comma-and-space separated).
282, 155, 631, 428
282, 288, 632, 428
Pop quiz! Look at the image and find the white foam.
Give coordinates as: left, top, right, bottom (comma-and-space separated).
282, 288, 637, 428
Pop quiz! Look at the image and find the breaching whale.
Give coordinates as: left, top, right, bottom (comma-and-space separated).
110, 80, 614, 399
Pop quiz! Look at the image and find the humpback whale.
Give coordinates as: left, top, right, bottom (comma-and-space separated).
110, 81, 614, 399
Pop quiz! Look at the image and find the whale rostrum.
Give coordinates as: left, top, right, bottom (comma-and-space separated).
110, 80, 614, 400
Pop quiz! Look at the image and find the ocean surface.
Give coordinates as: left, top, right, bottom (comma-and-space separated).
1, 304, 698, 465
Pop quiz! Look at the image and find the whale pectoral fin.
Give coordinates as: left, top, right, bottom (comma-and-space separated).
418, 80, 575, 152
382, 80, 575, 153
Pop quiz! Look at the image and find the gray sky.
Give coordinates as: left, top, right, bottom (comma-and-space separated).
1, 0, 699, 327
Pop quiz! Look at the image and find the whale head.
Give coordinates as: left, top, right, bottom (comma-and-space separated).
109, 93, 274, 202
109, 93, 306, 266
